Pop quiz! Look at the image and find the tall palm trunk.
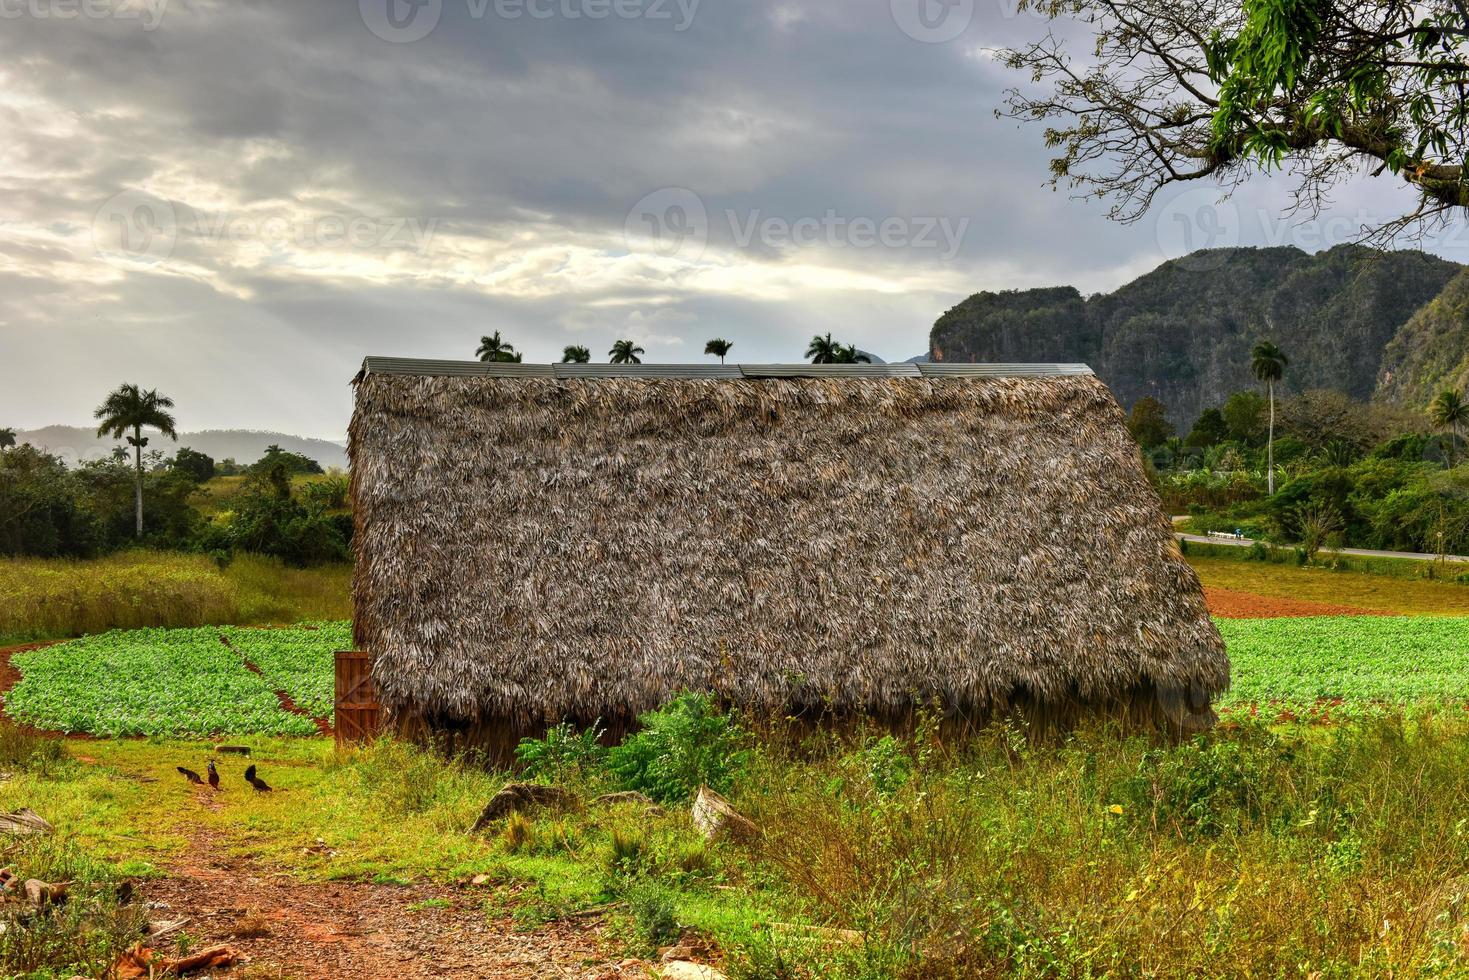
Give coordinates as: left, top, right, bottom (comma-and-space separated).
133, 425, 144, 537
1266, 380, 1276, 495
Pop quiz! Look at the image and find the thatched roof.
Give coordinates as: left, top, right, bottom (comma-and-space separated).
349, 359, 1227, 732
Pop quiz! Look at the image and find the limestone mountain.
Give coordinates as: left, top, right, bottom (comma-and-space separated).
1376, 266, 1469, 408
930, 245, 1462, 425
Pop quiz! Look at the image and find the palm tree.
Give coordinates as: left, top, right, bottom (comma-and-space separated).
806, 335, 873, 365
609, 340, 645, 364
1250, 341, 1288, 494
560, 345, 591, 364
0, 427, 15, 449
704, 338, 733, 363
94, 384, 177, 538
476, 331, 521, 363
1429, 389, 1468, 466
806, 333, 841, 363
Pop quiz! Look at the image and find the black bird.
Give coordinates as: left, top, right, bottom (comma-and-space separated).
177, 766, 204, 785
244, 765, 272, 792
207, 760, 220, 790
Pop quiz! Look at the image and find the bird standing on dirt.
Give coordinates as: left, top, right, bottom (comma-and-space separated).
244, 765, 272, 792
177, 766, 204, 785
207, 760, 220, 790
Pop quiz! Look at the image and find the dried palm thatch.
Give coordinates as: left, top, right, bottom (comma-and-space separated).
349, 360, 1227, 743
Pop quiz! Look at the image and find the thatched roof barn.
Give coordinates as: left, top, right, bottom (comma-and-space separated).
349, 358, 1227, 742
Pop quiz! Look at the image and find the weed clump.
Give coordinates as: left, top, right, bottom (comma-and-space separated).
0, 836, 146, 978
0, 719, 65, 774
606, 693, 750, 804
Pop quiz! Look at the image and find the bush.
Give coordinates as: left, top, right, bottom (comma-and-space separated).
249, 445, 323, 476
216, 473, 349, 566
857, 735, 913, 797
1117, 731, 1289, 838
621, 876, 680, 949
607, 693, 750, 803
515, 721, 606, 783
300, 476, 349, 512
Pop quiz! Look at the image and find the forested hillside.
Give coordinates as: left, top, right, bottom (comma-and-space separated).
1377, 266, 1469, 408
931, 245, 1462, 423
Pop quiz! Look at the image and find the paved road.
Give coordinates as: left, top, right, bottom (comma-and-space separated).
1174, 532, 1469, 565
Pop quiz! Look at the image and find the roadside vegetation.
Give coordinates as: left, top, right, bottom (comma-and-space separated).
1131, 344, 1469, 560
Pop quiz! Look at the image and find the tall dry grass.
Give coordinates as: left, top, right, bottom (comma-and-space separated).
0, 550, 350, 642
738, 716, 1469, 978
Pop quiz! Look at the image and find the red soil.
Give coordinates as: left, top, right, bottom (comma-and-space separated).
1203, 586, 1388, 619
140, 833, 647, 979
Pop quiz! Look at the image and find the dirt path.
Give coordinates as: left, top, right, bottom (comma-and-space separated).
1203, 586, 1388, 619
139, 831, 648, 979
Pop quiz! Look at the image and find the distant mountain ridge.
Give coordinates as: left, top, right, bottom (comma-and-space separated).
17, 426, 349, 471
930, 245, 1464, 425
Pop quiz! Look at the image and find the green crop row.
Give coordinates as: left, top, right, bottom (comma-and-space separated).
1218, 615, 1469, 707
5, 617, 1466, 737
4, 627, 318, 737
221, 622, 351, 720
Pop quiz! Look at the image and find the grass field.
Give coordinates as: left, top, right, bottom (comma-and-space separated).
1190, 553, 1469, 615
0, 551, 352, 644
6, 712, 1469, 977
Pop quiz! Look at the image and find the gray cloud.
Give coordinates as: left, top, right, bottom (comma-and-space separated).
2, 0, 1467, 437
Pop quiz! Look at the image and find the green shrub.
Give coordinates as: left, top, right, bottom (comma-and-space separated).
1117, 731, 1288, 838
856, 735, 913, 797
515, 720, 606, 783
607, 693, 750, 804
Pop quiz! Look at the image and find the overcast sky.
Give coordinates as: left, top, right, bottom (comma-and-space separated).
4, 0, 1468, 438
